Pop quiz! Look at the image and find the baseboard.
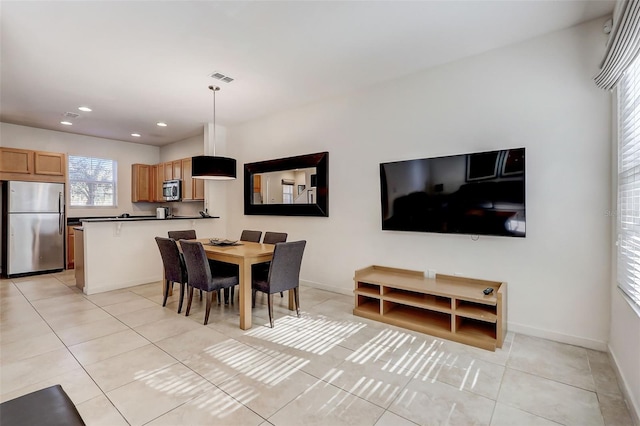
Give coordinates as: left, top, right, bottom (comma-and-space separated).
608, 344, 640, 426
505, 321, 608, 351
84, 276, 159, 295
299, 279, 352, 297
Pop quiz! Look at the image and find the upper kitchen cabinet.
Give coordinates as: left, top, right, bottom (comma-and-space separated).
132, 158, 204, 203
181, 157, 204, 201
0, 148, 66, 183
131, 163, 153, 202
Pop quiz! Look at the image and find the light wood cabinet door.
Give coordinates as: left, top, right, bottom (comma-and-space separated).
0, 147, 32, 174
131, 164, 152, 202
172, 160, 182, 180
67, 226, 75, 269
193, 178, 205, 200
149, 165, 158, 202
34, 151, 65, 176
163, 162, 173, 181
181, 158, 193, 201
156, 164, 165, 201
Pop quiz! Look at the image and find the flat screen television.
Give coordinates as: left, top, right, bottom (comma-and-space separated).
380, 148, 525, 237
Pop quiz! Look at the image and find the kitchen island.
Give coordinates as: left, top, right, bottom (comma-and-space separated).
74, 216, 222, 295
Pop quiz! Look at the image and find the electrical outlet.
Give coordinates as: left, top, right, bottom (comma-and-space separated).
427, 269, 436, 279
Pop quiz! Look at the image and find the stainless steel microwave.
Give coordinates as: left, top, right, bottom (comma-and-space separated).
162, 179, 181, 201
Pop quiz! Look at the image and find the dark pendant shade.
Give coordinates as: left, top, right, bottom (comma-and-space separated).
192, 155, 237, 180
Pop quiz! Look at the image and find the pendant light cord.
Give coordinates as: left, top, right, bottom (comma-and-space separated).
209, 85, 220, 156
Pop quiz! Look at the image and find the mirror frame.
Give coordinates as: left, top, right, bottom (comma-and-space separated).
244, 152, 329, 217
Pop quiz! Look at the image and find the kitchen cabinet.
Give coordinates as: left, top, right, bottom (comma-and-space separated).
67, 226, 75, 269
172, 160, 182, 180
133, 157, 203, 203
0, 148, 66, 183
180, 157, 204, 201
131, 164, 153, 202
163, 162, 173, 181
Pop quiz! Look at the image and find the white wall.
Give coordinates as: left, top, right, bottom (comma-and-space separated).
226, 19, 612, 350
0, 123, 160, 217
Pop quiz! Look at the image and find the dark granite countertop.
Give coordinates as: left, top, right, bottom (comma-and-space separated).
67, 216, 218, 225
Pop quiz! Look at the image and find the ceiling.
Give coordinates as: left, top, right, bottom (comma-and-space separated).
0, 1, 614, 147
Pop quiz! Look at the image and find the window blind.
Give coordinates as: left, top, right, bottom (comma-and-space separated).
618, 56, 640, 307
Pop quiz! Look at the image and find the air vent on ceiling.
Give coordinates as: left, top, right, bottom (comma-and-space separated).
209, 71, 234, 83
63, 112, 80, 119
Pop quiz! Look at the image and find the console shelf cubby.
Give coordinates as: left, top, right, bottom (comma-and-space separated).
353, 265, 506, 351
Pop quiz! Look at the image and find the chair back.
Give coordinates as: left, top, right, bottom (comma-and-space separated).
168, 229, 196, 240
268, 240, 306, 294
240, 230, 262, 243
263, 232, 287, 244
155, 237, 184, 283
180, 240, 212, 290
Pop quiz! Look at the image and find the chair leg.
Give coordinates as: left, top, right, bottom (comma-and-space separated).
293, 287, 300, 317
177, 282, 186, 314
200, 289, 203, 301
217, 289, 222, 305
268, 294, 274, 328
204, 291, 213, 325
280, 291, 284, 298
185, 286, 194, 316
230, 286, 235, 304
252, 289, 257, 308
162, 279, 171, 307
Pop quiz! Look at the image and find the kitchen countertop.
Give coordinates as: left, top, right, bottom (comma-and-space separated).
68, 216, 218, 225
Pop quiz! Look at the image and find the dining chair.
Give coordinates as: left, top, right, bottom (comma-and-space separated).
240, 230, 262, 243
155, 237, 188, 313
256, 232, 288, 297
180, 240, 240, 325
252, 240, 306, 328
221, 229, 264, 304
168, 229, 196, 240
167, 229, 203, 301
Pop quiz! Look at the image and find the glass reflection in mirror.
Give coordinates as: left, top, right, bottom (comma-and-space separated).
251, 167, 316, 205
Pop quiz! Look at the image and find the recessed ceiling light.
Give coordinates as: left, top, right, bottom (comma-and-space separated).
60, 121, 73, 126
131, 133, 141, 137
156, 122, 167, 127
78, 106, 92, 112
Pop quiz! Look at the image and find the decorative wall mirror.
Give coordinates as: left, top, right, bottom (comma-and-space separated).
244, 152, 329, 216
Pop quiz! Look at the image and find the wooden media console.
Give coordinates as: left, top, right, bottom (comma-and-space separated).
353, 265, 506, 351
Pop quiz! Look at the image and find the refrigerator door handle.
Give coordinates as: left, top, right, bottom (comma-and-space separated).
58, 192, 64, 235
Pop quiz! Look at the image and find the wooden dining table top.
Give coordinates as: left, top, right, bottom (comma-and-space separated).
196, 239, 275, 260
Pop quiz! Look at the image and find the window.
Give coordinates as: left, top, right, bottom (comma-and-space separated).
282, 183, 294, 204
68, 155, 117, 207
617, 57, 640, 308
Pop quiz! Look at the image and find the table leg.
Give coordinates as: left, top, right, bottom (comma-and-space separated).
288, 290, 295, 310
239, 260, 252, 330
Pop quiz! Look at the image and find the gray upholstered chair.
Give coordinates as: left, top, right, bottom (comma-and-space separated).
155, 237, 188, 313
180, 240, 239, 325
257, 232, 288, 297
240, 230, 262, 243
168, 229, 196, 240
222, 229, 264, 304
252, 240, 306, 328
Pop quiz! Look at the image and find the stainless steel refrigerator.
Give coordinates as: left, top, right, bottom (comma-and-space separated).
4, 181, 65, 276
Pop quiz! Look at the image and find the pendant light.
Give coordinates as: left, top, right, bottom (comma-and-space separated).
192, 85, 237, 180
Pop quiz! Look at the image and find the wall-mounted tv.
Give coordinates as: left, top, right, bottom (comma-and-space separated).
380, 148, 525, 237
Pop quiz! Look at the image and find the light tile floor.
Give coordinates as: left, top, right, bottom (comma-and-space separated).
0, 270, 634, 426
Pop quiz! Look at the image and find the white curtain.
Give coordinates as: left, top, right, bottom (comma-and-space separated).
595, 0, 640, 90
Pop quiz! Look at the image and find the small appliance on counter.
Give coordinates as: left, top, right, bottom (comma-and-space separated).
156, 207, 171, 219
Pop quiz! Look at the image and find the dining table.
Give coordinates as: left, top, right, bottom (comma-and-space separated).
196, 238, 294, 330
